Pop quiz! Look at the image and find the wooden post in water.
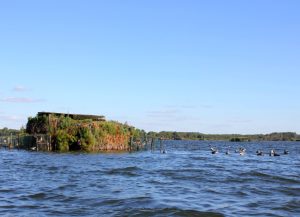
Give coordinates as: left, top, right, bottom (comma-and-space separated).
17, 134, 20, 150
36, 135, 38, 151
9, 133, 12, 149
160, 138, 162, 153
144, 134, 146, 144
151, 138, 154, 152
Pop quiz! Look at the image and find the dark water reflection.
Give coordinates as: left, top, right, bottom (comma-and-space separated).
0, 141, 300, 216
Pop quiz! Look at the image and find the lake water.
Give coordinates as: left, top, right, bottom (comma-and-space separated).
0, 141, 300, 216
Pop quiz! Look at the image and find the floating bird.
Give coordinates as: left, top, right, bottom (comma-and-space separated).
256, 150, 264, 156
270, 149, 280, 157
239, 148, 246, 156
225, 146, 230, 155
283, 150, 289, 155
210, 147, 218, 154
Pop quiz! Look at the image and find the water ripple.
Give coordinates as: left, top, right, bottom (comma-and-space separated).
0, 141, 299, 216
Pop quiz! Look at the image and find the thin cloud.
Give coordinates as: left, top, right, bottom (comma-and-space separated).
139, 120, 174, 129
0, 115, 24, 122
108, 115, 130, 122
165, 104, 213, 109
228, 119, 252, 124
146, 109, 202, 124
0, 97, 45, 103
199, 104, 213, 109
174, 116, 202, 122
165, 105, 197, 109
146, 107, 203, 122
147, 109, 179, 118
13, 85, 29, 92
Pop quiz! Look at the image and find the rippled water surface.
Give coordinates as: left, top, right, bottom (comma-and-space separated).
1, 141, 300, 216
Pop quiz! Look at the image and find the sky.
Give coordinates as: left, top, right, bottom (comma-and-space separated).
0, 0, 299, 134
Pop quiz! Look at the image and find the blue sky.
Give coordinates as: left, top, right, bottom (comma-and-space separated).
0, 0, 299, 134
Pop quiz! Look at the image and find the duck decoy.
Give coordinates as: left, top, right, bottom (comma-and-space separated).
239, 148, 246, 156
256, 150, 263, 156
210, 147, 218, 154
270, 149, 280, 157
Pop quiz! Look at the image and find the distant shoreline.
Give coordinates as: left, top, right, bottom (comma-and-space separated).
147, 131, 300, 142
1, 128, 299, 142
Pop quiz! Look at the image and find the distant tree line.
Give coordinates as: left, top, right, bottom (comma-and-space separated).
0, 128, 20, 136
1, 126, 299, 145
146, 131, 300, 141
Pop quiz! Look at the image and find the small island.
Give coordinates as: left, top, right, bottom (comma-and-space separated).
22, 112, 144, 152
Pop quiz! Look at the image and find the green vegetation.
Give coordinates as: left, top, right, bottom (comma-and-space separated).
147, 131, 300, 142
26, 116, 49, 134
0, 127, 20, 136
2, 116, 300, 153
25, 114, 143, 152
